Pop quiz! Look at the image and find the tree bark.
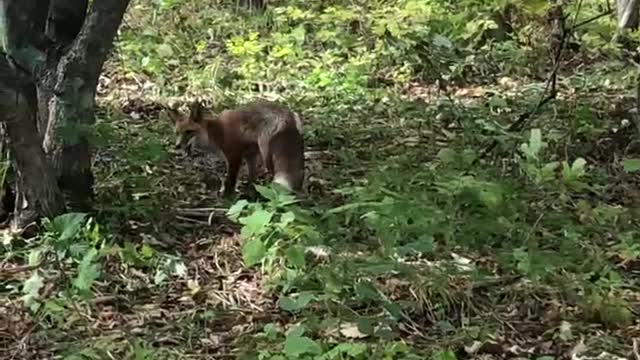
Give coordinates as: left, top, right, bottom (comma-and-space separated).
617, 0, 639, 30
37, 0, 88, 134
46, 0, 88, 45
39, 0, 129, 211
0, 57, 64, 226
0, 0, 130, 227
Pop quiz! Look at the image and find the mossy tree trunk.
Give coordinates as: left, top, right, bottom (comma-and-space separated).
0, 0, 130, 230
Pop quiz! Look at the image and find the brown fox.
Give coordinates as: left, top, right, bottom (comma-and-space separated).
167, 100, 305, 197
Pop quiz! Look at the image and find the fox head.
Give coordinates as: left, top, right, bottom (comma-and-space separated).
167, 102, 212, 151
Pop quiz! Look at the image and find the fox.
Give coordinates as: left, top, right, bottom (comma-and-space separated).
167, 100, 305, 197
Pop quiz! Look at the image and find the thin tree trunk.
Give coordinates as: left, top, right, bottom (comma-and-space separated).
240, 0, 265, 11
0, 123, 13, 222
617, 0, 639, 29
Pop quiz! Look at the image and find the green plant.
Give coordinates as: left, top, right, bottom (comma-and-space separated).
228, 184, 319, 276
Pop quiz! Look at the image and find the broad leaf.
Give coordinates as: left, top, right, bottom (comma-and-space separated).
227, 199, 249, 221
73, 248, 101, 293
242, 238, 266, 267
278, 292, 315, 312
285, 245, 306, 269
284, 335, 322, 357
49, 213, 87, 242
22, 272, 44, 310
239, 209, 273, 238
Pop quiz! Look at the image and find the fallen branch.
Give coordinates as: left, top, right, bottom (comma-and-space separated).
176, 207, 227, 213
0, 261, 44, 279
176, 215, 211, 226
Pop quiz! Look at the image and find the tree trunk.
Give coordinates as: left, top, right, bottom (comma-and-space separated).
0, 57, 64, 228
0, 123, 14, 223
0, 0, 65, 227
37, 0, 88, 134
617, 0, 639, 30
614, 0, 639, 47
40, 0, 129, 211
0, 0, 130, 228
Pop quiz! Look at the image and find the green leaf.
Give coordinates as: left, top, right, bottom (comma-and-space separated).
140, 244, 154, 259
286, 324, 306, 338
291, 26, 306, 44
437, 148, 456, 164
278, 292, 315, 312
520, 128, 544, 160
623, 158, 640, 172
22, 271, 44, 310
528, 128, 542, 154
432, 34, 452, 48
279, 211, 296, 227
285, 245, 306, 269
571, 157, 587, 174
401, 235, 435, 254
154, 269, 168, 285
242, 238, 267, 267
263, 323, 282, 340
255, 184, 279, 201
519, 0, 551, 15
284, 335, 322, 357
354, 281, 380, 301
356, 317, 376, 335
156, 43, 174, 58
28, 249, 42, 266
73, 248, 101, 293
239, 209, 273, 238
227, 199, 249, 221
49, 213, 87, 242
432, 350, 457, 360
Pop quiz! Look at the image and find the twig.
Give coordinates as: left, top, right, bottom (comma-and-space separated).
176, 207, 227, 212
176, 215, 211, 226
0, 261, 44, 278
633, 338, 640, 360
572, 9, 614, 29
208, 211, 217, 226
